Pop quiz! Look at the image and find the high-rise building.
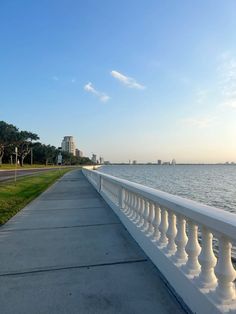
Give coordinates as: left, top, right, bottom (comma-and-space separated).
61, 136, 76, 156
157, 160, 162, 165
91, 154, 97, 164
99, 157, 104, 164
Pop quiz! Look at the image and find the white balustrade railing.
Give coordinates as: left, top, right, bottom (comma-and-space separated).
82, 167, 236, 314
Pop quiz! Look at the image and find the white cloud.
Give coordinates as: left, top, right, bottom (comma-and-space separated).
183, 117, 216, 128
84, 82, 95, 93
111, 70, 145, 89
84, 82, 110, 103
99, 94, 110, 102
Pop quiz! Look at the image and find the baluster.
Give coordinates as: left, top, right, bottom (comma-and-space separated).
127, 193, 133, 218
128, 192, 133, 217
127, 192, 134, 218
131, 193, 136, 219
100, 176, 103, 192
123, 190, 128, 213
141, 200, 149, 232
197, 226, 217, 289
173, 215, 188, 264
130, 194, 138, 221
134, 196, 141, 224
183, 221, 201, 276
125, 191, 130, 214
137, 198, 145, 227
214, 236, 236, 303
118, 187, 124, 209
134, 195, 140, 221
130, 194, 137, 220
146, 202, 155, 236
125, 192, 131, 215
152, 204, 161, 242
158, 207, 168, 247
164, 210, 177, 255
130, 194, 137, 221
117, 186, 120, 205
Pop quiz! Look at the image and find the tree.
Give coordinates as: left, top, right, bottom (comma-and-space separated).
0, 121, 18, 165
61, 151, 73, 165
77, 156, 92, 165
29, 143, 58, 165
16, 131, 39, 166
43, 145, 58, 165
0, 120, 92, 166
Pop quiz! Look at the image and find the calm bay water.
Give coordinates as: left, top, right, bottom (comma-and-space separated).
99, 165, 236, 214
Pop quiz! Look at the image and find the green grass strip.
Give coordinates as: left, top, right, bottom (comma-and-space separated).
0, 164, 61, 170
0, 168, 75, 225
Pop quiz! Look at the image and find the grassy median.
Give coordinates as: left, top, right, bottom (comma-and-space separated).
0, 168, 74, 225
0, 164, 60, 170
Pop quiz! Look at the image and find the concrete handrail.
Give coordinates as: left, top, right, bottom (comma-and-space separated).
82, 168, 236, 314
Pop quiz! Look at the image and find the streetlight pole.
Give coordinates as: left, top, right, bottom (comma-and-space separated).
31, 148, 33, 165
14, 147, 18, 184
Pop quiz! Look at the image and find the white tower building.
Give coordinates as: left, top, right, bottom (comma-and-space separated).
61, 136, 76, 156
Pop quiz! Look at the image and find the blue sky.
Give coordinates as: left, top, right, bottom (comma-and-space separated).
1, 1, 236, 163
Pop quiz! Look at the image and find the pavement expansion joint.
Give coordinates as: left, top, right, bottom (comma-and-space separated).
26, 206, 109, 211
58, 179, 84, 182
0, 222, 121, 233
0, 258, 148, 277
40, 197, 100, 201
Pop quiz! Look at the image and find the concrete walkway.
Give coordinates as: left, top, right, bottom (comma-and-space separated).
0, 170, 186, 314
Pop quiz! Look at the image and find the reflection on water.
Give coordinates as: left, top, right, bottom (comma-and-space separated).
99, 165, 236, 214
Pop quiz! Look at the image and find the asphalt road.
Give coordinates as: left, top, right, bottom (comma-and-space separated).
0, 167, 65, 182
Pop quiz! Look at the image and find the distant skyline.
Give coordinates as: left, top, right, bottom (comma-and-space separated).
1, 1, 236, 163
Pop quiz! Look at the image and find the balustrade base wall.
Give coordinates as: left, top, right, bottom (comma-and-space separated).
82, 168, 236, 314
